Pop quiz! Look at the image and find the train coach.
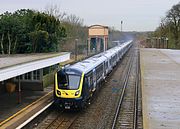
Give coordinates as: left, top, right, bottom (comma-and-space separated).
54, 40, 132, 109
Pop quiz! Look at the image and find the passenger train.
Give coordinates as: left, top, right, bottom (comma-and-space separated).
54, 40, 133, 109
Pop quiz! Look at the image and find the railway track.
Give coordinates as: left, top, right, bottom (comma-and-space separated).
111, 46, 142, 129
26, 60, 125, 129
24, 43, 143, 129
23, 109, 80, 129
39, 112, 79, 129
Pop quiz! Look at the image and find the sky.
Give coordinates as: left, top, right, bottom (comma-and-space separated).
0, 0, 179, 31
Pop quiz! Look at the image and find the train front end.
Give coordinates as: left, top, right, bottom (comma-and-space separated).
54, 68, 85, 109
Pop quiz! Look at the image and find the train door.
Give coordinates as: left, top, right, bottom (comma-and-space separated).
86, 71, 93, 97
109, 58, 112, 71
92, 69, 96, 92
103, 61, 106, 78
82, 76, 90, 100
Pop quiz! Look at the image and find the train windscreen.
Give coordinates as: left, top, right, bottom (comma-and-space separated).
57, 72, 81, 90
68, 75, 81, 89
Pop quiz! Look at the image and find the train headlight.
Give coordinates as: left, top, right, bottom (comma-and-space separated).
57, 90, 61, 95
75, 90, 80, 96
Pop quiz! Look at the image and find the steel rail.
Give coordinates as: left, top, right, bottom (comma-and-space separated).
133, 49, 139, 129
16, 101, 53, 129
111, 49, 134, 129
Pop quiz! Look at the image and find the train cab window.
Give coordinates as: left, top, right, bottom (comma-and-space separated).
57, 70, 68, 89
68, 75, 81, 90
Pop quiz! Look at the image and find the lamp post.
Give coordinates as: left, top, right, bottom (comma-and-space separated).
75, 39, 78, 61
166, 37, 169, 49
158, 37, 161, 48
121, 21, 123, 32
87, 39, 89, 56
18, 76, 21, 104
155, 37, 158, 48
162, 37, 164, 49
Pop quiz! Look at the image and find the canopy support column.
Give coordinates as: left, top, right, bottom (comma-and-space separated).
17, 76, 21, 104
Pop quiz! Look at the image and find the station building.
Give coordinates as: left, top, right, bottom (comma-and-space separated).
88, 25, 109, 53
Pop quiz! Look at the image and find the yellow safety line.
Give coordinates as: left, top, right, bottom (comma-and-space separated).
0, 90, 53, 127
140, 49, 149, 129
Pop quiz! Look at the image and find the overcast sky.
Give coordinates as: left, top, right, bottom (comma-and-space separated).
0, 0, 179, 31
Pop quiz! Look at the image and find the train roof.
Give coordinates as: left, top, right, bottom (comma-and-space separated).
67, 54, 107, 74
65, 40, 132, 74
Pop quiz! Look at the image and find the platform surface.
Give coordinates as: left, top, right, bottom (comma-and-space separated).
0, 86, 53, 128
140, 48, 180, 129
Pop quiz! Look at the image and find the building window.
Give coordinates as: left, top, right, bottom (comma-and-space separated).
16, 75, 23, 80
24, 72, 32, 80
33, 70, 40, 80
37, 70, 40, 80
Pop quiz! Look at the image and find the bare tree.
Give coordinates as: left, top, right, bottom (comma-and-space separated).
64, 14, 84, 26
166, 2, 180, 47
45, 4, 66, 21
159, 17, 169, 37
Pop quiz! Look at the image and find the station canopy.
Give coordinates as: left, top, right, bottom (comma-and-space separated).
0, 52, 70, 82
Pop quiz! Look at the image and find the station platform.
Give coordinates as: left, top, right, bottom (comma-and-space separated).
0, 86, 53, 128
0, 86, 52, 122
140, 48, 180, 129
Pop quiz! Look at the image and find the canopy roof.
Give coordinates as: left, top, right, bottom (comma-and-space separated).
0, 52, 70, 81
